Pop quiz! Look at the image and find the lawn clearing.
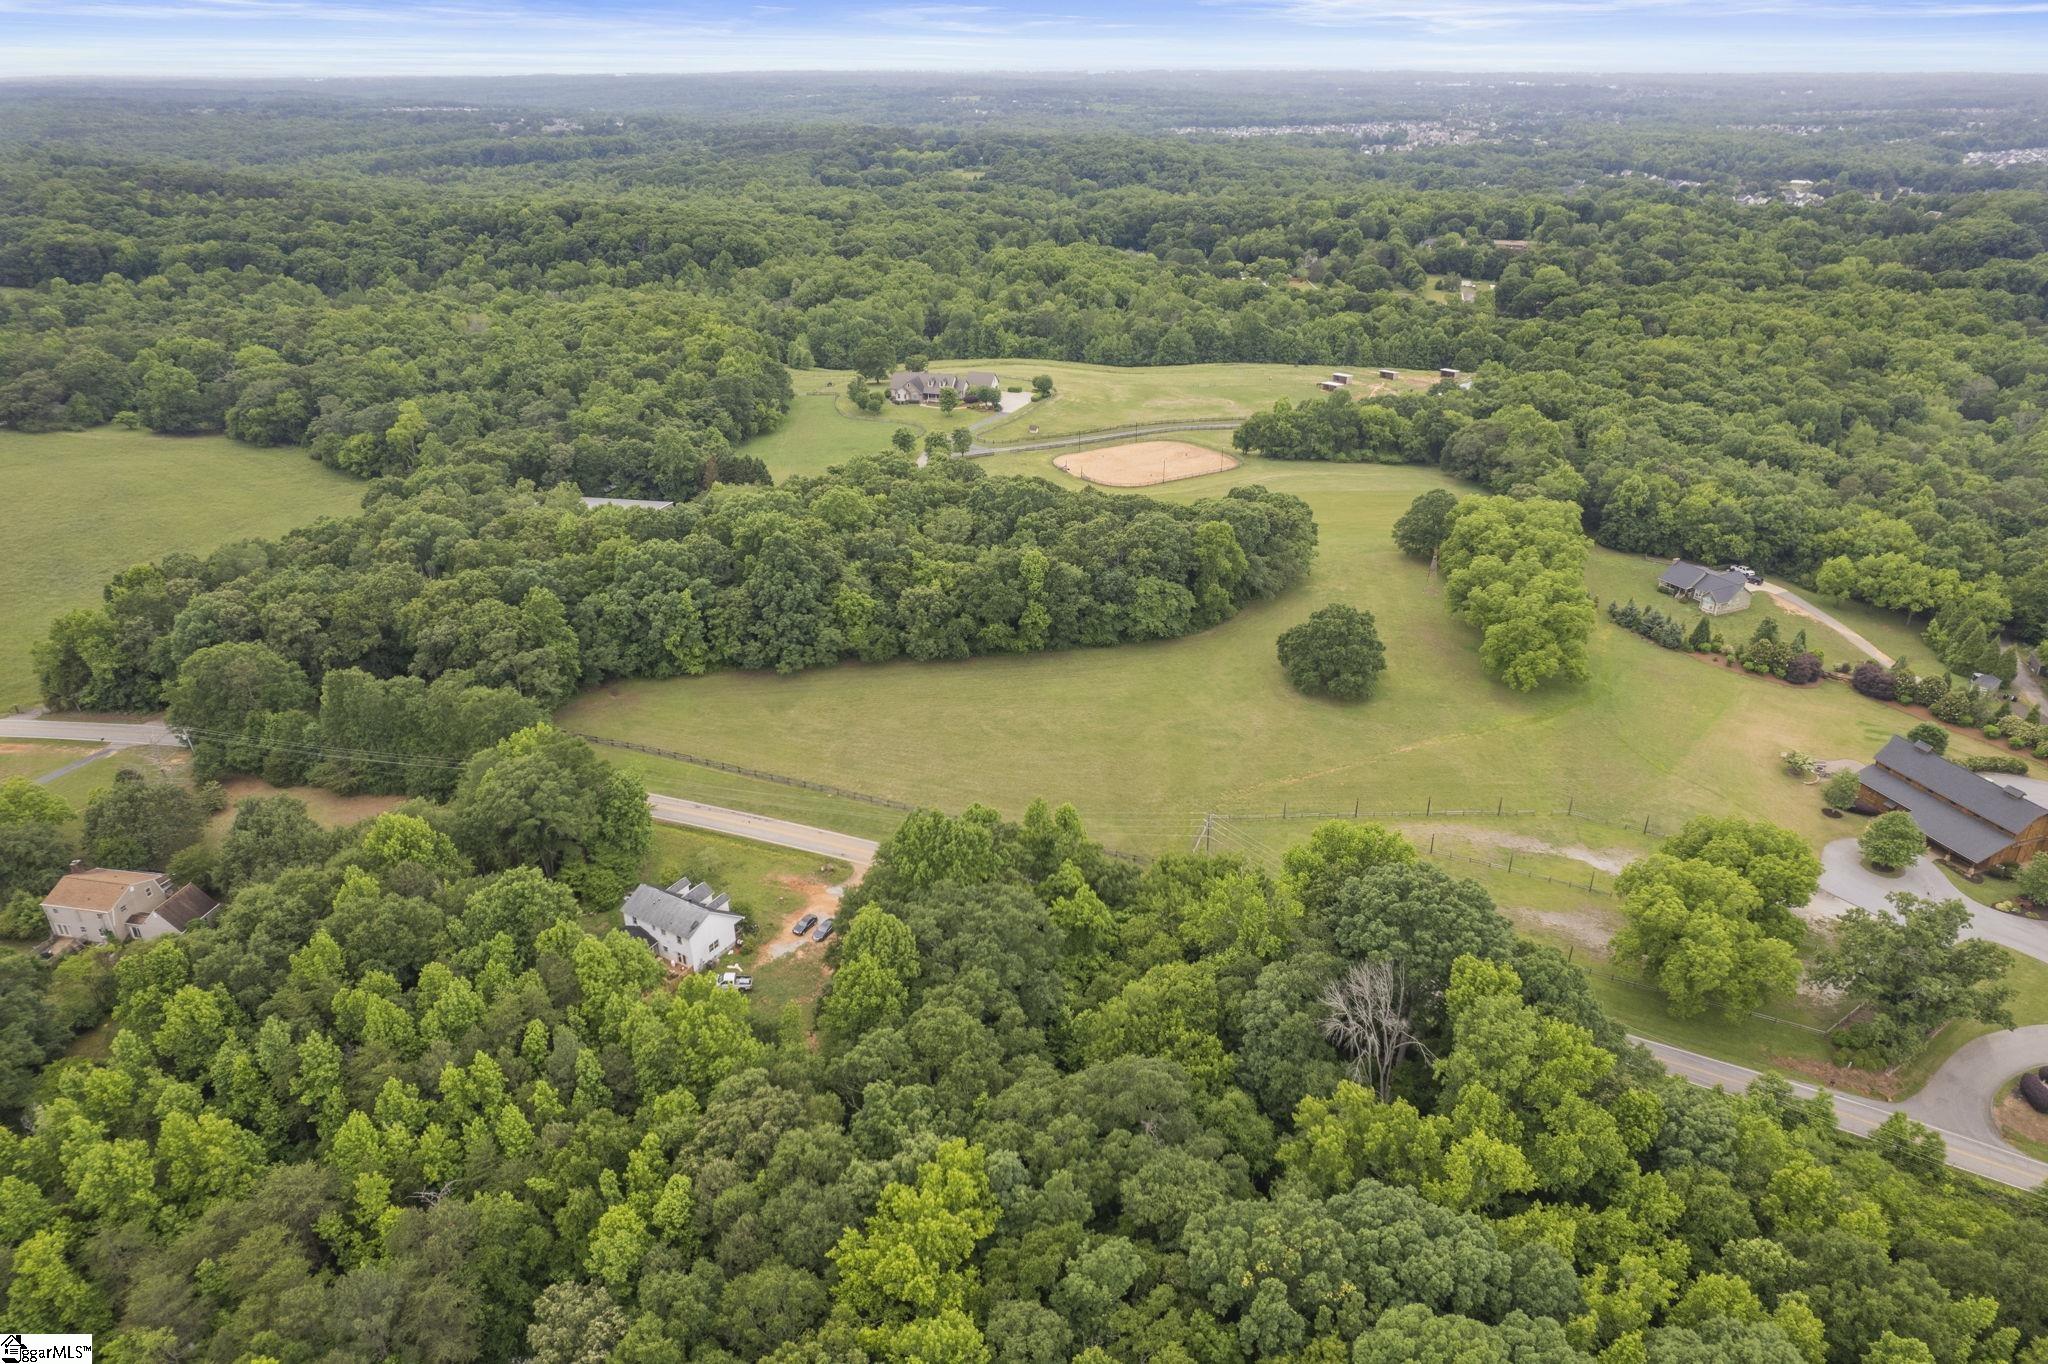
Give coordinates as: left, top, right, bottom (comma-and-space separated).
39, 744, 188, 813
1053, 441, 1238, 487
562, 458, 1937, 861
0, 427, 364, 709
0, 739, 100, 785
204, 778, 406, 843
954, 359, 1439, 444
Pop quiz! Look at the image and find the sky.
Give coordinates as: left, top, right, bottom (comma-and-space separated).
3, 0, 2048, 78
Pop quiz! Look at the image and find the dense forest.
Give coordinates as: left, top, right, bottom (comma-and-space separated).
8, 76, 2048, 1359
8, 775, 2048, 1362
9, 80, 2048, 644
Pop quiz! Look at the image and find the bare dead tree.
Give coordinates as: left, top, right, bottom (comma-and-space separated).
1320, 959, 1426, 1102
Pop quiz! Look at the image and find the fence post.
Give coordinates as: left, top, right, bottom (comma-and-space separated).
1496, 797, 1503, 816
1353, 797, 1359, 818
1283, 801, 1288, 819
1425, 795, 1431, 816
1429, 833, 1436, 854
1567, 796, 1574, 816
1642, 814, 1651, 834
1507, 851, 1514, 870
1588, 870, 1596, 891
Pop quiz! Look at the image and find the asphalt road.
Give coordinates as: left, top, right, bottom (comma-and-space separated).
0, 714, 178, 747
1639, 1035, 2048, 1190
645, 793, 879, 870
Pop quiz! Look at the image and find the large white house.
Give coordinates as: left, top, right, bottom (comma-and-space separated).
619, 877, 744, 972
41, 864, 218, 944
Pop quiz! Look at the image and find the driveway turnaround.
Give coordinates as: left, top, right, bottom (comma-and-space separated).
1899, 1025, 2048, 1149
1815, 837, 2048, 966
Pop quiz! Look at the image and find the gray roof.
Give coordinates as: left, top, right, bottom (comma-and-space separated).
887, 371, 997, 397
1657, 560, 1748, 605
621, 882, 741, 942
1972, 672, 2001, 692
1873, 735, 2047, 834
1860, 735, 2048, 864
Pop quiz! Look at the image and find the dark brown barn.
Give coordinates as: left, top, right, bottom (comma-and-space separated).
1855, 735, 2048, 872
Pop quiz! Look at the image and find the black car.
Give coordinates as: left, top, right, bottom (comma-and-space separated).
811, 916, 835, 942
792, 913, 818, 936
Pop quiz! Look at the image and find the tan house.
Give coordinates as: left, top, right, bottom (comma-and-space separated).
41, 864, 218, 944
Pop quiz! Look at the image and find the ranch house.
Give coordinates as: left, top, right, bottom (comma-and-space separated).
1657, 560, 1752, 616
619, 877, 744, 972
1854, 735, 2048, 873
887, 371, 998, 405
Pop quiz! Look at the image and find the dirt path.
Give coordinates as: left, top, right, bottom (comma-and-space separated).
759, 874, 846, 962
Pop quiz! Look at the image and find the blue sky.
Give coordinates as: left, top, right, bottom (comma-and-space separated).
3, 0, 2047, 77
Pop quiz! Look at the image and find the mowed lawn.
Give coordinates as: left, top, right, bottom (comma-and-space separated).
966, 359, 1439, 443
562, 456, 1968, 858
0, 427, 365, 709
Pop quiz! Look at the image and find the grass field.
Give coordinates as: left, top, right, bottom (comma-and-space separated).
0, 740, 99, 785
0, 427, 365, 709
966, 359, 1437, 443
565, 454, 2011, 861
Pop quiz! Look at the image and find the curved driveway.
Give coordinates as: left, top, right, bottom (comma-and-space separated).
1755, 583, 1892, 665
1900, 1025, 2048, 1150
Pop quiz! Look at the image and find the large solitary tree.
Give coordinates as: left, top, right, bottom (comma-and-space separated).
1275, 604, 1387, 700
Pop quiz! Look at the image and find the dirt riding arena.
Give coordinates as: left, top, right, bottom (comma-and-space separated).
1054, 441, 1239, 487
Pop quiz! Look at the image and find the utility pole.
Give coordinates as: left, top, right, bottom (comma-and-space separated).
1193, 813, 1214, 854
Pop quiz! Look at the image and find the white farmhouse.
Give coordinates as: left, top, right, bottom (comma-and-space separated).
619, 877, 745, 972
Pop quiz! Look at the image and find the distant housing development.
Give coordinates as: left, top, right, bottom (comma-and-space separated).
1657, 560, 1753, 616
42, 864, 217, 944
1855, 735, 2048, 872
887, 370, 998, 405
619, 876, 745, 971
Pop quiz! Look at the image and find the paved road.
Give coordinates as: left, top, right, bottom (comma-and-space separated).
1755, 583, 1892, 665
1900, 1025, 2048, 1149
1816, 837, 2048, 966
967, 420, 1241, 457
639, 788, 2047, 1187
0, 714, 177, 747
1640, 1036, 2048, 1190
645, 793, 879, 870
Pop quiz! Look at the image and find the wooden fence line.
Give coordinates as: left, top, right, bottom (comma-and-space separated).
573, 734, 919, 812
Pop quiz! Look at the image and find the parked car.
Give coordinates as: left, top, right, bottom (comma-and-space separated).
793, 914, 818, 936
733, 975, 753, 992
812, 916, 835, 942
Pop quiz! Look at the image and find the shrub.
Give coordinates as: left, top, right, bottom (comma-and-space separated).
1851, 661, 1897, 701
1962, 754, 2028, 776
1931, 687, 1981, 725
1823, 769, 1863, 811
1859, 810, 1926, 872
1276, 604, 1387, 701
1783, 651, 1823, 685
1905, 721, 1948, 754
